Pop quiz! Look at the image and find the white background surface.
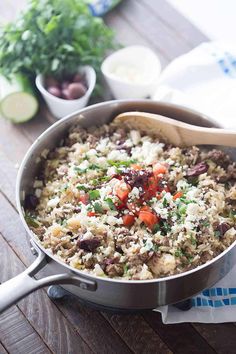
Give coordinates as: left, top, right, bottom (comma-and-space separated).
168, 0, 236, 41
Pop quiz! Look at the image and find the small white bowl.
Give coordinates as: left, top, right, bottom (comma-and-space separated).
35, 66, 96, 119
101, 45, 161, 99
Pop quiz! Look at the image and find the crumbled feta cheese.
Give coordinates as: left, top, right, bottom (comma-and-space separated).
35, 188, 42, 198
83, 252, 93, 261
41, 148, 49, 159
138, 264, 153, 280
47, 196, 60, 208
96, 138, 110, 153
103, 246, 113, 256
132, 141, 164, 164
107, 166, 117, 176
105, 215, 123, 226
176, 180, 189, 190
87, 149, 97, 157
93, 264, 104, 276
107, 150, 128, 161
129, 187, 140, 199
79, 160, 89, 169
33, 179, 43, 188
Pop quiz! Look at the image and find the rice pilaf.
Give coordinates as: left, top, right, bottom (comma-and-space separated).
25, 122, 236, 280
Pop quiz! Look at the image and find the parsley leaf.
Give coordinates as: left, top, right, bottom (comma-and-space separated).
107, 159, 137, 168
214, 230, 221, 237
175, 249, 184, 257
91, 175, 110, 186
0, 0, 116, 79
89, 164, 101, 170
76, 185, 89, 191
89, 190, 100, 200
162, 198, 168, 207
202, 219, 210, 227
93, 202, 103, 214
74, 166, 87, 174
124, 264, 129, 274
105, 198, 116, 211
25, 214, 40, 228
152, 223, 160, 233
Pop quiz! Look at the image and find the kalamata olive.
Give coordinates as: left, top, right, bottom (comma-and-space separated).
187, 162, 209, 177
77, 237, 100, 252
45, 76, 60, 88
25, 194, 38, 209
61, 88, 71, 100
67, 82, 87, 99
47, 86, 62, 98
61, 81, 70, 90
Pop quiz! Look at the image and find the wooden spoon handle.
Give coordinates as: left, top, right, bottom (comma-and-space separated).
174, 124, 236, 147
115, 111, 236, 147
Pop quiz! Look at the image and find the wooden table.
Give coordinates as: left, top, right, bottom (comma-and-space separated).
0, 1, 235, 353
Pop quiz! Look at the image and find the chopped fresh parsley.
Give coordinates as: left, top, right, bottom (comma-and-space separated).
74, 166, 86, 174
190, 234, 197, 245
178, 204, 187, 215
175, 249, 184, 257
162, 197, 168, 207
202, 219, 210, 227
107, 159, 137, 168
89, 164, 101, 170
105, 198, 116, 210
93, 202, 103, 214
74, 163, 104, 175
89, 190, 100, 200
152, 244, 159, 252
214, 230, 221, 237
187, 255, 194, 264
179, 197, 196, 205
91, 175, 110, 186
161, 221, 171, 233
229, 210, 236, 220
153, 223, 161, 233
59, 218, 67, 226
76, 185, 89, 191
188, 177, 199, 186
25, 214, 40, 228
124, 264, 129, 274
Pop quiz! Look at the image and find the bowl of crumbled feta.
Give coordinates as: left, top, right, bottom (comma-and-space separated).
1, 100, 235, 312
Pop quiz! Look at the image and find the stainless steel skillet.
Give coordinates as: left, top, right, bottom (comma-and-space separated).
0, 99, 235, 313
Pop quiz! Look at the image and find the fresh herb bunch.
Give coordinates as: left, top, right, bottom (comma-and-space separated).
0, 0, 116, 79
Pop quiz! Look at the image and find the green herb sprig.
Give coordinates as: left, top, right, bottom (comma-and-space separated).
0, 0, 116, 80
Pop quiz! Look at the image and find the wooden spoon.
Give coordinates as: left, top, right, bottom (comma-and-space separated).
114, 111, 236, 147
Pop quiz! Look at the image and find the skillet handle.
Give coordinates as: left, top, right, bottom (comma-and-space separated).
0, 242, 97, 314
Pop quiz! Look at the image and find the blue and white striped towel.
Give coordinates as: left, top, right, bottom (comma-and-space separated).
155, 264, 236, 323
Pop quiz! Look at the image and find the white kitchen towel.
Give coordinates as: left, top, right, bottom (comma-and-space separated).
152, 41, 236, 129
152, 41, 236, 323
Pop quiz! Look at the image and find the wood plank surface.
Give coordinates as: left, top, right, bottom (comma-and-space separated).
138, 0, 207, 47
143, 312, 216, 354
1, 1, 235, 354
116, 0, 191, 61
102, 312, 172, 353
0, 233, 92, 354
193, 323, 236, 354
